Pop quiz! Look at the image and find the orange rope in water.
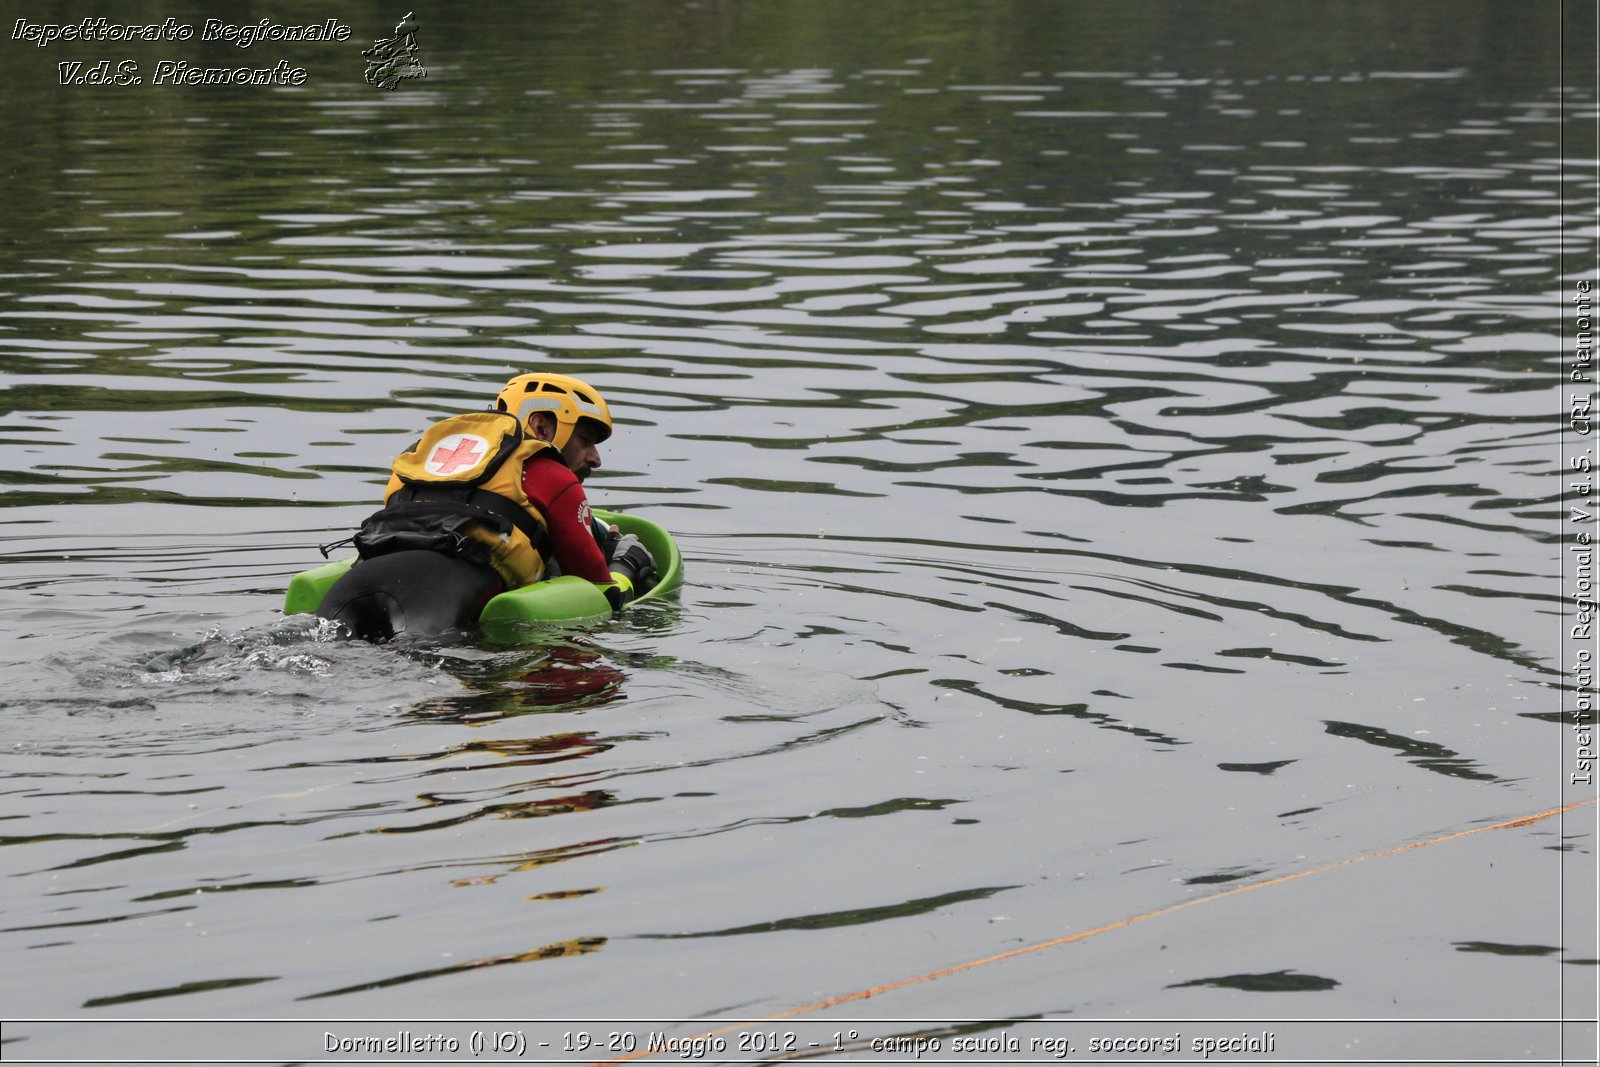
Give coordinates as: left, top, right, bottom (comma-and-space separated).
595, 798, 1596, 1065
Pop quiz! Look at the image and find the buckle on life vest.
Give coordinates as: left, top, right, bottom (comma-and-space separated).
318, 534, 357, 559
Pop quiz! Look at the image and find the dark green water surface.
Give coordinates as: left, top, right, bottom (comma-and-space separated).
1, 2, 1595, 1061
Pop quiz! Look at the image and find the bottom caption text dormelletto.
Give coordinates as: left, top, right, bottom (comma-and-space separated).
320, 1027, 1279, 1060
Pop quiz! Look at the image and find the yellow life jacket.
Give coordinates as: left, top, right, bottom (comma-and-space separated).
354, 410, 564, 588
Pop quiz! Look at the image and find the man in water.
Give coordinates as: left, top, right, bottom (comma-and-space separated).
499, 371, 621, 585
316, 372, 654, 641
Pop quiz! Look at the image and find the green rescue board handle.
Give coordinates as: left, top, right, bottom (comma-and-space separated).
284, 509, 682, 631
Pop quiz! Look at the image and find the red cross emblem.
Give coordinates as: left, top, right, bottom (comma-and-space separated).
426, 434, 486, 475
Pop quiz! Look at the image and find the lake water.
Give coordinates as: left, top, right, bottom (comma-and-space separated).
2, 1, 1596, 1063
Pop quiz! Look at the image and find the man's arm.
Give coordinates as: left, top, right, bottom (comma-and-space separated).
542, 481, 614, 584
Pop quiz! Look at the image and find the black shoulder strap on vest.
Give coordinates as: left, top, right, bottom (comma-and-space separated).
389, 484, 552, 557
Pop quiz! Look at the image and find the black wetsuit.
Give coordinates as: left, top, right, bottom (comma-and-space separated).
316, 551, 504, 643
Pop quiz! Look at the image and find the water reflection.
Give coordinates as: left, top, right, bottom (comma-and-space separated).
403, 644, 630, 724
640, 884, 1017, 939
1168, 970, 1340, 993
300, 937, 606, 1002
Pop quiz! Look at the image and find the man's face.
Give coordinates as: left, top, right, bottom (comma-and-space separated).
529, 413, 604, 481
561, 422, 603, 482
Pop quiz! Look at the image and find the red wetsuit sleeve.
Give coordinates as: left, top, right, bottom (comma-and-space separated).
522, 462, 613, 584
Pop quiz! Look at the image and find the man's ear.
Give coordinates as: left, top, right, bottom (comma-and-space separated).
527, 411, 555, 441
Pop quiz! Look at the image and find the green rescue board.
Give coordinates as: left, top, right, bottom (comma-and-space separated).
284, 509, 682, 636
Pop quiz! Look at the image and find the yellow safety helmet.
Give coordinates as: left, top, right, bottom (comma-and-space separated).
494, 372, 613, 449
